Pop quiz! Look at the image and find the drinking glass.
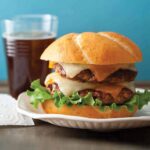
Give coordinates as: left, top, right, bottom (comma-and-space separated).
2, 14, 58, 98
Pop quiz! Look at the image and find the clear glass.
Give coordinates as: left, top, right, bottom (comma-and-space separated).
3, 14, 58, 39
2, 14, 58, 98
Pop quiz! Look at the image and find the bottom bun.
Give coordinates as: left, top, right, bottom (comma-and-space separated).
42, 100, 138, 118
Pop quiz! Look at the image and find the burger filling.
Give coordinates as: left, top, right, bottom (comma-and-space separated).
27, 62, 150, 112
45, 72, 134, 105
27, 79, 150, 112
54, 63, 137, 83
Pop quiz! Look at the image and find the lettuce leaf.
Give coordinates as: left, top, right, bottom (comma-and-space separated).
26, 80, 52, 108
27, 79, 150, 112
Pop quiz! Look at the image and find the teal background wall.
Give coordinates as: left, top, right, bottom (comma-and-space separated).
0, 0, 150, 80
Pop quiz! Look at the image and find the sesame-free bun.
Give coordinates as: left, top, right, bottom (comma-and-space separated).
41, 32, 142, 65
42, 100, 137, 118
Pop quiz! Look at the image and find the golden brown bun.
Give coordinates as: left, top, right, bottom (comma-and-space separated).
42, 100, 137, 118
41, 32, 142, 65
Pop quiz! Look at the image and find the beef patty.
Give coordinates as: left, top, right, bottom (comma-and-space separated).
48, 83, 134, 105
54, 63, 137, 83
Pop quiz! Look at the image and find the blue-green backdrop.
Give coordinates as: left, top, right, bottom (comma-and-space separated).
0, 0, 150, 80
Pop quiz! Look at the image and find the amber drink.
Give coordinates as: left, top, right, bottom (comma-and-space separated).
3, 15, 58, 98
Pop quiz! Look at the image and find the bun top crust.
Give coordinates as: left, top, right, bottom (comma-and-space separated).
41, 32, 142, 65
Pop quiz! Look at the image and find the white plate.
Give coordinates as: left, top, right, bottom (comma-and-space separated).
17, 88, 150, 131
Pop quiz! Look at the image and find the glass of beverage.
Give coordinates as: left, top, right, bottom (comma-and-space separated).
2, 14, 58, 98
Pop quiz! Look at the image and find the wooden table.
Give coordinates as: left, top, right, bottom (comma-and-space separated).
0, 82, 150, 150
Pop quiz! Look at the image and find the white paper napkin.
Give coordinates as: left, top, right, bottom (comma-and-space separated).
0, 94, 34, 126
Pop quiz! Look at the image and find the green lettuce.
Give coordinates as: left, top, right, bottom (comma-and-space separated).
27, 79, 150, 112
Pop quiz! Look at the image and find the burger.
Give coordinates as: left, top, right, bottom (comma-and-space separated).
27, 32, 150, 118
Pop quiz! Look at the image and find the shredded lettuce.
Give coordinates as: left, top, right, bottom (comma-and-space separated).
27, 79, 150, 112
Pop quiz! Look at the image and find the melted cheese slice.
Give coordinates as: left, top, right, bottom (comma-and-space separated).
45, 73, 135, 98
59, 63, 89, 78
59, 63, 136, 81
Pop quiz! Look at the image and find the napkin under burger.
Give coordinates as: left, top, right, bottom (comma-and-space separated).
27, 32, 150, 118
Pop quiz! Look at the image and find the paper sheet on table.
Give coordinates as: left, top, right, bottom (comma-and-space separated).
0, 94, 34, 126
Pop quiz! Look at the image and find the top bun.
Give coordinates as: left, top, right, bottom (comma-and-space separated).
41, 32, 142, 65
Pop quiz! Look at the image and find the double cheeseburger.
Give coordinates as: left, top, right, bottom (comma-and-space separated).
27, 32, 150, 118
